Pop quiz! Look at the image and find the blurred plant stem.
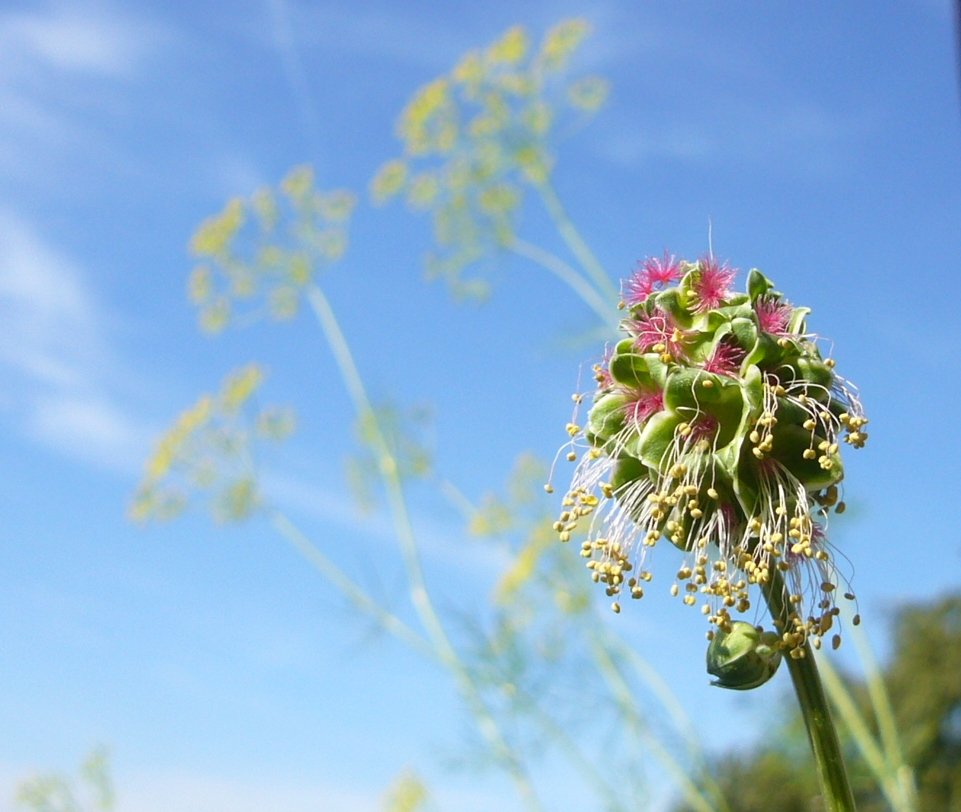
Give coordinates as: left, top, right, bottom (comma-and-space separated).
761, 571, 856, 812
270, 510, 435, 660
303, 282, 544, 812
531, 177, 620, 306
586, 631, 726, 812
818, 647, 917, 812
510, 237, 619, 329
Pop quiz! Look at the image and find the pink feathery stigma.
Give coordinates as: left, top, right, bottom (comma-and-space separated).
644, 251, 683, 287
621, 252, 683, 306
630, 307, 690, 359
621, 269, 654, 307
690, 256, 737, 313
703, 338, 746, 378
755, 295, 794, 336
621, 385, 663, 427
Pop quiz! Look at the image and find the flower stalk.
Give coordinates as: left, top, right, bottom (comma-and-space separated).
762, 569, 857, 812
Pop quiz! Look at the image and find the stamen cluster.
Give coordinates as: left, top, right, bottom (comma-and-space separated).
553, 256, 868, 659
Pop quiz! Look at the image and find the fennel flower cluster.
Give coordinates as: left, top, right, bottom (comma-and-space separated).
554, 254, 868, 659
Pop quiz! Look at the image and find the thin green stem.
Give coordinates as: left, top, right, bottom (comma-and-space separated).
305, 283, 544, 812
817, 649, 910, 812
586, 627, 720, 812
850, 623, 918, 810
269, 510, 436, 661
510, 237, 620, 330
605, 631, 731, 812
532, 178, 620, 305
761, 572, 856, 812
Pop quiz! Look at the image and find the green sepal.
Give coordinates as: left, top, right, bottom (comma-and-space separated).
743, 331, 785, 370
587, 392, 627, 441
643, 353, 671, 390
609, 351, 653, 389
795, 357, 834, 391
664, 368, 723, 411
652, 288, 692, 328
730, 317, 759, 353
747, 269, 775, 303
769, 425, 844, 491
610, 454, 650, 495
638, 411, 685, 472
788, 306, 810, 335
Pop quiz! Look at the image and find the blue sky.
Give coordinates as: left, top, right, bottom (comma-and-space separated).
0, 1, 959, 810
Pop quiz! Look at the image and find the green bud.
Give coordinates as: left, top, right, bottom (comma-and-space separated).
707, 621, 782, 690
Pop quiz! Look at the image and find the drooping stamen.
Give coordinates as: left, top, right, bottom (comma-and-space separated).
629, 307, 692, 359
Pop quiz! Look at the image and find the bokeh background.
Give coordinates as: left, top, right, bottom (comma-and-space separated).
1, 1, 959, 810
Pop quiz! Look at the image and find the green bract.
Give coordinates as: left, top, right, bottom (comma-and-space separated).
555, 256, 868, 668
706, 621, 783, 690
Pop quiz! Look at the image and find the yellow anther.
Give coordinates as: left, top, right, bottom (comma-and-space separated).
612, 602, 621, 614
803, 448, 816, 459
701, 379, 714, 388
544, 484, 554, 493
832, 634, 841, 650
825, 358, 836, 369
803, 419, 817, 431
670, 584, 679, 597
565, 423, 580, 436
567, 451, 577, 462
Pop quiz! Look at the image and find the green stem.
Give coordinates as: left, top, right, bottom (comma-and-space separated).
269, 510, 436, 661
509, 237, 620, 330
586, 626, 720, 812
850, 623, 918, 810
817, 649, 909, 812
761, 572, 857, 812
304, 283, 544, 812
532, 178, 621, 306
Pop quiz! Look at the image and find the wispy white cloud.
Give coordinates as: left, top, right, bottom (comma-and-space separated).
0, 3, 165, 185
597, 99, 857, 176
0, 211, 153, 473
0, 5, 147, 75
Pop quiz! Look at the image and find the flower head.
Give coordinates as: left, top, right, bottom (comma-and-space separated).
553, 259, 868, 668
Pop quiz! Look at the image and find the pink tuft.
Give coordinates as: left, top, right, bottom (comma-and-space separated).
621, 271, 654, 307
690, 256, 737, 313
703, 338, 746, 378
755, 295, 793, 337
622, 251, 683, 306
621, 385, 663, 427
